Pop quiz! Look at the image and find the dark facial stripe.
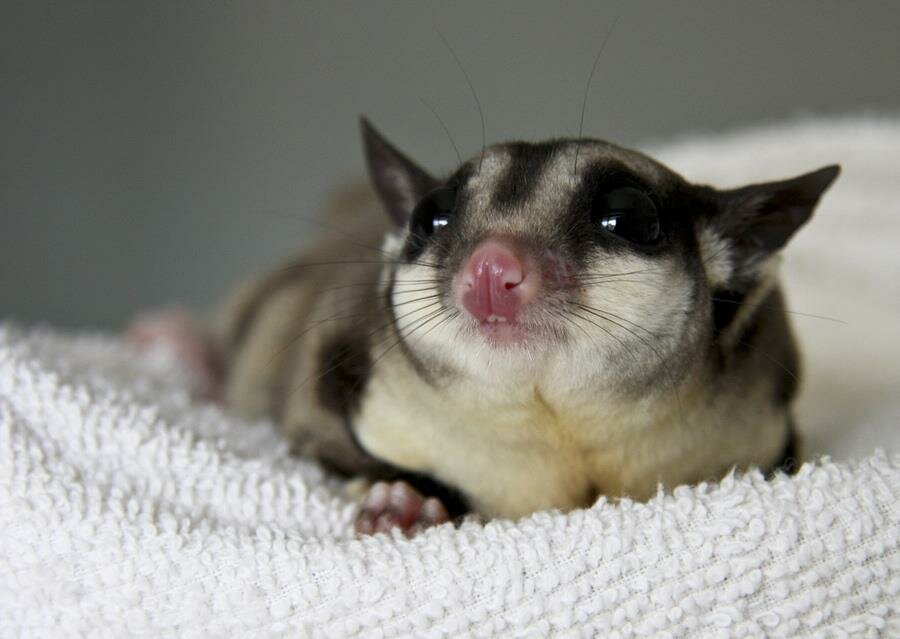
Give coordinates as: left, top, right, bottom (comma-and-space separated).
490, 142, 558, 210
315, 332, 372, 418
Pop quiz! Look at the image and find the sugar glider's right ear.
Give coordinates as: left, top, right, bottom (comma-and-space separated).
361, 117, 438, 227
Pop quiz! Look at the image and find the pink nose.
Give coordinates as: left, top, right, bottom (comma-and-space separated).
460, 240, 537, 322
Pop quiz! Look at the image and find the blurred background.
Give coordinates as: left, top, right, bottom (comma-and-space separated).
3, 1, 899, 329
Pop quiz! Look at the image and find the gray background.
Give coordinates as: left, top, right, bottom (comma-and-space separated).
3, 1, 899, 329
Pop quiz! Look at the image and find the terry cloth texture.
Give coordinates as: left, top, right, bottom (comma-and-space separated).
2, 115, 900, 637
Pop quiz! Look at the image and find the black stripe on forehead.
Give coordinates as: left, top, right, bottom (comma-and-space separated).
490, 142, 560, 210
567, 158, 660, 221
570, 157, 653, 203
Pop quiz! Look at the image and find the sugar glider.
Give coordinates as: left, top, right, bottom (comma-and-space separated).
131, 119, 839, 535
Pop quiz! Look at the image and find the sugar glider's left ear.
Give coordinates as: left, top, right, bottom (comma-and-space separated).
361, 117, 438, 227
701, 164, 840, 287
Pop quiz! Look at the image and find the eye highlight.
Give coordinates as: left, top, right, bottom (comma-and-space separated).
410, 186, 456, 241
592, 187, 662, 246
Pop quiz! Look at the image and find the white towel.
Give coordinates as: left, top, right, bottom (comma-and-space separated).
2, 115, 899, 637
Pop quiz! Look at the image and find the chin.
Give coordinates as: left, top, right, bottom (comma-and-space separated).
476, 319, 529, 345
465, 312, 563, 353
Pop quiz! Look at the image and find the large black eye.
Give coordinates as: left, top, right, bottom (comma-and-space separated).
593, 187, 661, 245
410, 186, 456, 240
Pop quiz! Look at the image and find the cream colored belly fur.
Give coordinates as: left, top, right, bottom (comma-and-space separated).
354, 353, 787, 519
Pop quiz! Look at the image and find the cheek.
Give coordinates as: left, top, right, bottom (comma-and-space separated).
389, 261, 448, 332
579, 256, 693, 342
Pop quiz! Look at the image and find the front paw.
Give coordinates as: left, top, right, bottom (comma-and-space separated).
355, 480, 449, 536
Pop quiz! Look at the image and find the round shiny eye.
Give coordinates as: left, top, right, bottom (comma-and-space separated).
593, 187, 661, 245
410, 186, 456, 240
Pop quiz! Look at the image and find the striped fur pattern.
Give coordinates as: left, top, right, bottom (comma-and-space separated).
216, 120, 838, 519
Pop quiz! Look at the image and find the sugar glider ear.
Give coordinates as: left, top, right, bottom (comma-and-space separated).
701, 165, 840, 287
361, 117, 438, 226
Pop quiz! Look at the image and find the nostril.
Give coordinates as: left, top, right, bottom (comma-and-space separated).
500, 265, 525, 290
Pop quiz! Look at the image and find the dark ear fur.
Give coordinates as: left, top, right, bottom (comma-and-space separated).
705, 165, 839, 335
717, 164, 840, 254
361, 117, 438, 226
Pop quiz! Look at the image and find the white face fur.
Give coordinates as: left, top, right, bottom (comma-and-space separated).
353, 121, 838, 517
381, 144, 704, 401
360, 116, 838, 409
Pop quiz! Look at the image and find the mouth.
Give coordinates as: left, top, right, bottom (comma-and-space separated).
453, 237, 583, 348
469, 314, 543, 346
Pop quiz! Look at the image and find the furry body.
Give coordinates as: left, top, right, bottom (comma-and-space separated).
214, 123, 836, 521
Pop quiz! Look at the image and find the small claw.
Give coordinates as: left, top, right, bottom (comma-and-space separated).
355, 481, 390, 535
355, 480, 450, 537
407, 497, 450, 536
418, 497, 449, 526
386, 481, 425, 529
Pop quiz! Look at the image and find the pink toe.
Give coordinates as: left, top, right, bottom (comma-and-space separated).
419, 497, 449, 525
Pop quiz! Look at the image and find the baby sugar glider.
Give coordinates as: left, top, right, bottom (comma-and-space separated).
137, 118, 839, 535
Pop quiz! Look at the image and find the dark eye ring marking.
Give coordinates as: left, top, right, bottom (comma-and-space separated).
410, 186, 457, 241
591, 186, 662, 246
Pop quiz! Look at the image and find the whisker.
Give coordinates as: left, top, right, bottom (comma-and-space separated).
420, 97, 463, 166
562, 306, 657, 392
256, 210, 444, 271
273, 258, 439, 276
301, 286, 440, 316
260, 209, 435, 267
712, 327, 800, 383
573, 14, 620, 175
576, 266, 667, 281
311, 279, 441, 294
390, 293, 444, 308
738, 337, 799, 382
568, 300, 686, 428
262, 289, 443, 373
342, 308, 460, 400
702, 238, 734, 267
286, 299, 445, 398
565, 306, 629, 351
409, 308, 459, 346
573, 301, 667, 341
364, 306, 450, 372
298, 280, 441, 301
574, 278, 661, 288
378, 285, 440, 297
711, 297, 847, 324
260, 309, 369, 371
549, 306, 612, 356
438, 29, 486, 172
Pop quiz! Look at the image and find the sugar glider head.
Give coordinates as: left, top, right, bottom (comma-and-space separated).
361, 117, 839, 390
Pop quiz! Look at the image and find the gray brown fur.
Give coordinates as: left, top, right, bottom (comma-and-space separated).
214, 120, 838, 520
214, 184, 393, 477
